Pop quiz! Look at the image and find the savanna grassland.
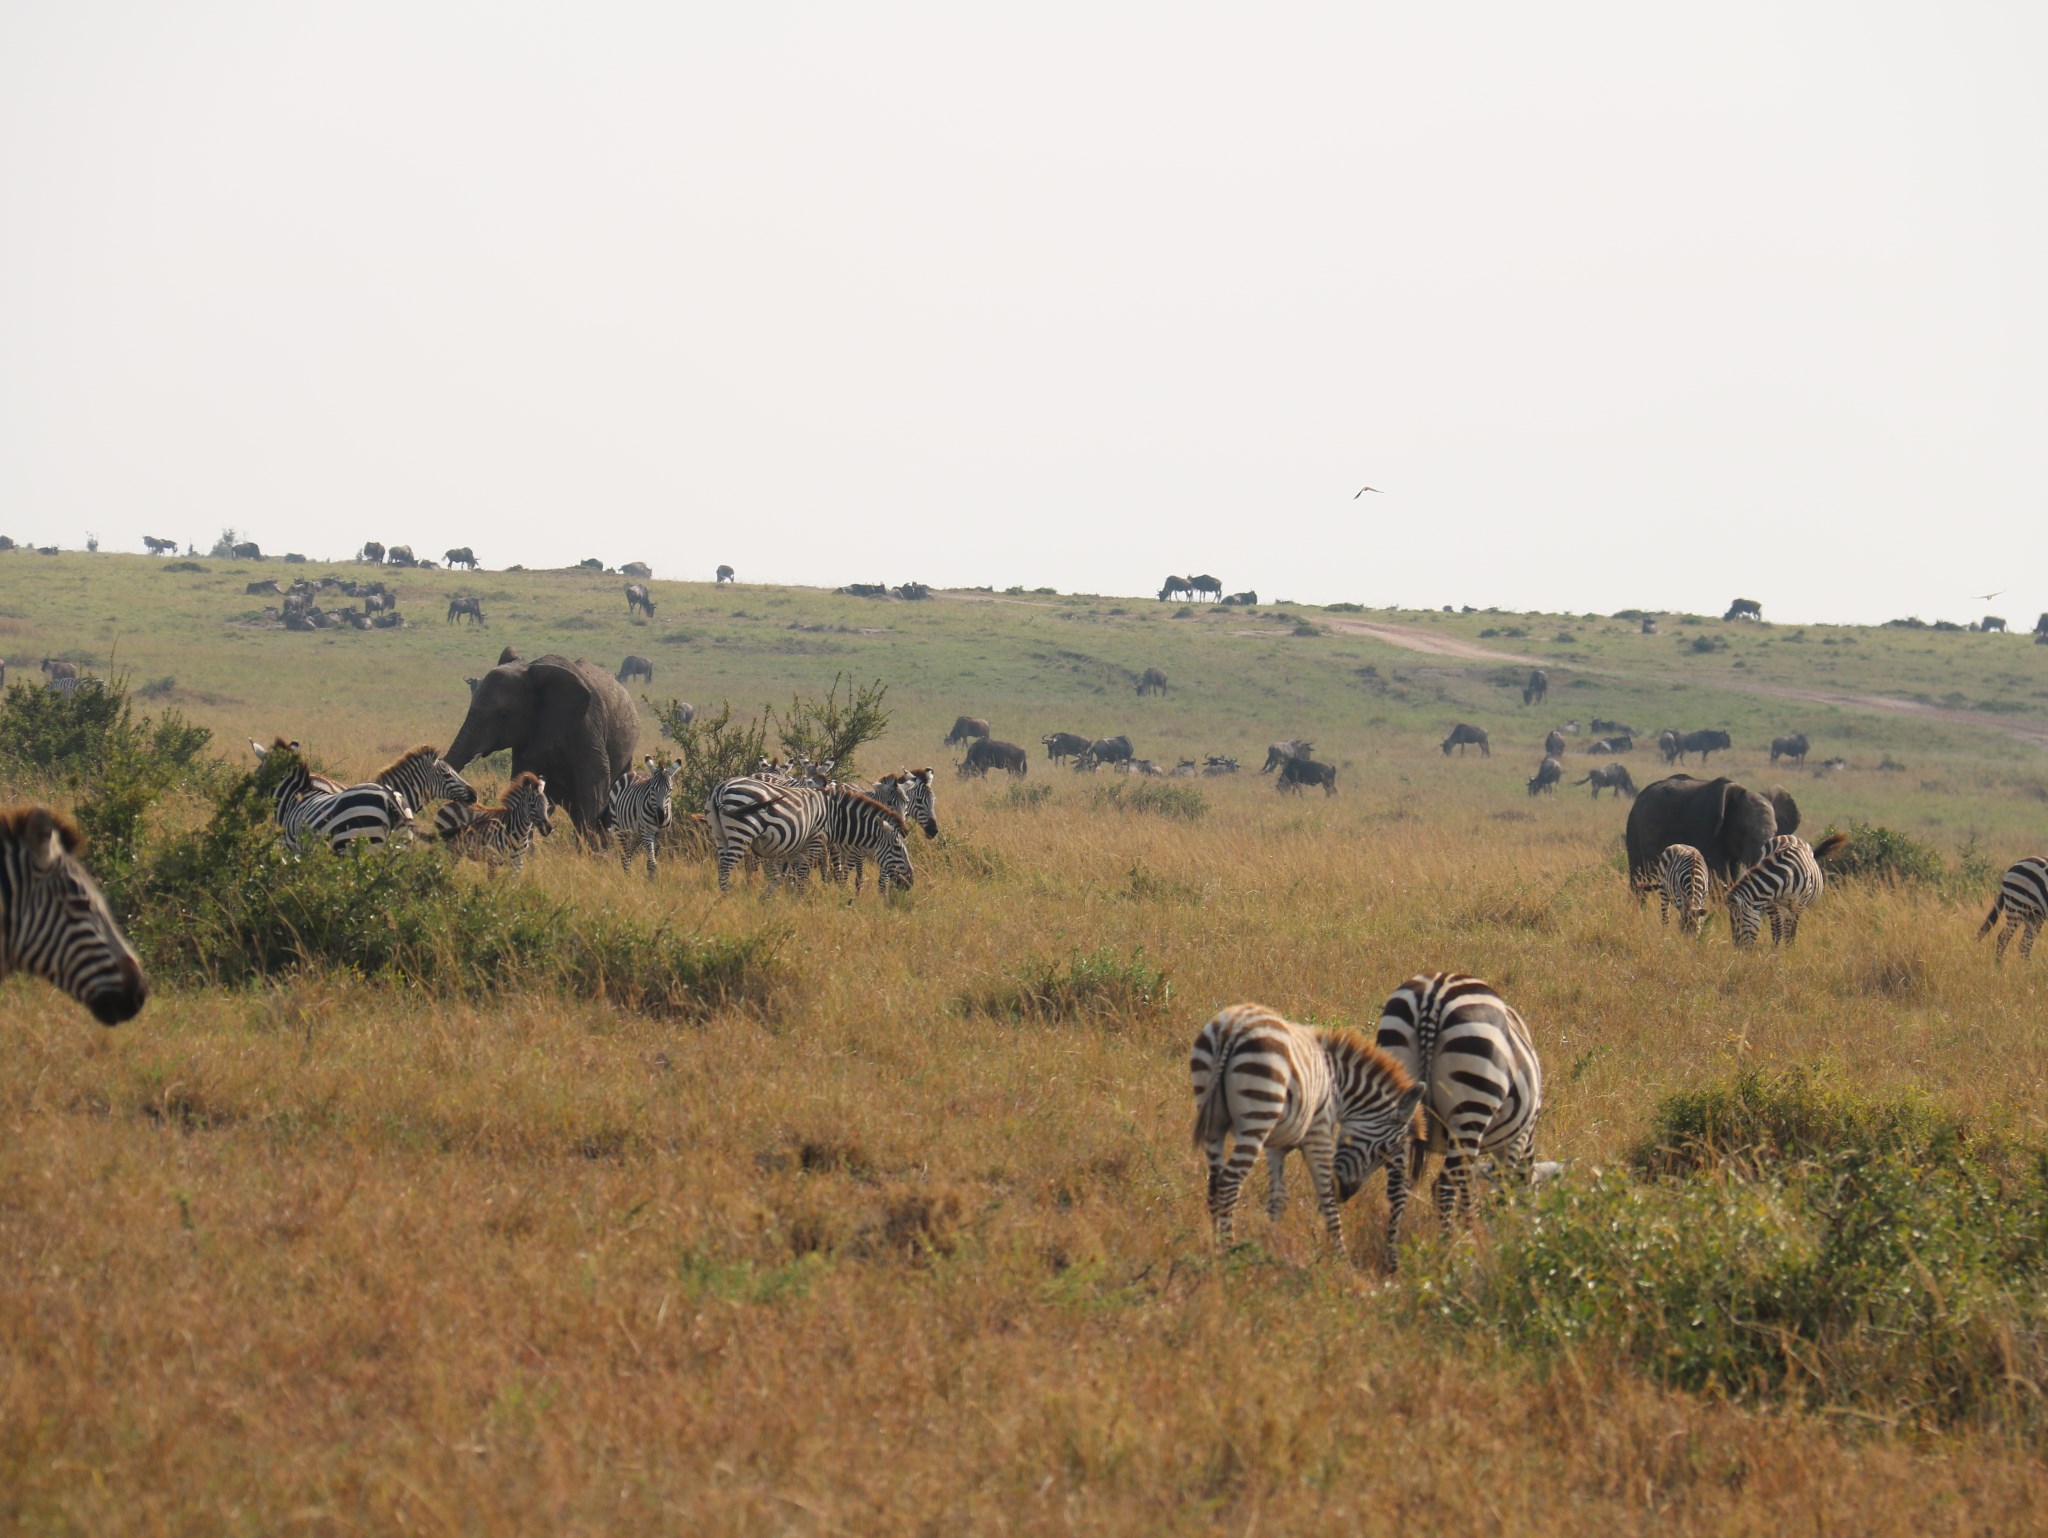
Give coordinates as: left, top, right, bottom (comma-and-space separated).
4, 553, 2048, 1535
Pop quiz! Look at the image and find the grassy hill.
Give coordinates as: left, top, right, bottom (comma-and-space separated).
2, 552, 2046, 1532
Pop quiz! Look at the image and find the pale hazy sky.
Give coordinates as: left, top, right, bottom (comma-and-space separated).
3, 4, 2043, 624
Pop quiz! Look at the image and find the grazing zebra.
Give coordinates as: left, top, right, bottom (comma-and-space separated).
607, 756, 681, 877
821, 784, 914, 895
265, 740, 416, 855
1190, 1003, 1423, 1253
0, 806, 148, 1025
1978, 857, 2048, 962
708, 776, 831, 894
447, 773, 554, 871
1374, 973, 1544, 1269
1655, 843, 1712, 935
1726, 832, 1847, 947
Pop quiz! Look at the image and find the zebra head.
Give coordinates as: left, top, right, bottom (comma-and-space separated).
507, 773, 554, 838
899, 767, 938, 837
430, 753, 479, 805
1, 807, 147, 1026
1324, 1038, 1427, 1203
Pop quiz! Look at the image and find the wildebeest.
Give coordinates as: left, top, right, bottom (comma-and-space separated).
618, 655, 653, 684
143, 535, 176, 555
1724, 597, 1763, 622
1441, 723, 1490, 757
842, 582, 888, 597
1078, 734, 1134, 769
246, 579, 283, 596
1276, 757, 1336, 795
1577, 764, 1638, 799
1675, 729, 1732, 763
370, 612, 404, 629
364, 590, 395, 615
624, 583, 656, 619
1220, 590, 1258, 606
232, 541, 263, 561
1261, 740, 1314, 772
1657, 729, 1682, 762
621, 561, 652, 580
716, 564, 735, 584
444, 547, 478, 570
387, 545, 418, 567
1188, 573, 1223, 601
1137, 667, 1169, 695
1544, 729, 1566, 758
2035, 613, 2048, 638
893, 582, 931, 600
41, 658, 80, 682
446, 597, 485, 625
1527, 756, 1562, 796
945, 715, 991, 746
1041, 731, 1090, 763
1158, 574, 1192, 602
959, 738, 1028, 777
1770, 732, 1809, 766
1202, 755, 1239, 775
360, 541, 385, 563
1640, 616, 1658, 634
1522, 669, 1548, 706
1981, 615, 2007, 633
1586, 736, 1633, 755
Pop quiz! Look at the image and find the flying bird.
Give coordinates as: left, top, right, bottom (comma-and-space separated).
1969, 590, 2005, 601
1354, 485, 1381, 498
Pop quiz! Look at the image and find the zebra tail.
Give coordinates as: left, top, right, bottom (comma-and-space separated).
1810, 832, 1850, 863
1978, 896, 2003, 940
1192, 1039, 1235, 1151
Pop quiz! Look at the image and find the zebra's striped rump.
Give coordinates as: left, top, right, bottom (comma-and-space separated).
0, 806, 146, 1025
265, 739, 414, 855
1190, 1003, 1422, 1253
1655, 843, 1711, 935
709, 776, 830, 894
1727, 834, 1840, 947
1978, 856, 2048, 962
1375, 972, 1544, 1267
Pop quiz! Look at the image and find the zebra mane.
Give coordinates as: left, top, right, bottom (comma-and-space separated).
378, 744, 443, 779
834, 786, 906, 831
506, 772, 545, 791
1319, 1030, 1416, 1089
0, 804, 83, 852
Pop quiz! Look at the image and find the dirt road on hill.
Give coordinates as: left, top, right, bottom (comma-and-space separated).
1316, 617, 1546, 665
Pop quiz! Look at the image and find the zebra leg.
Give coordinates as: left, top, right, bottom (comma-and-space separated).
1769, 907, 1786, 947
1781, 906, 1802, 946
1265, 1147, 1288, 1221
716, 846, 741, 894
643, 834, 658, 878
1383, 1138, 1423, 1270
2022, 918, 2040, 961
1658, 891, 1670, 927
1303, 1127, 1346, 1251
616, 831, 633, 872
1211, 1135, 1264, 1245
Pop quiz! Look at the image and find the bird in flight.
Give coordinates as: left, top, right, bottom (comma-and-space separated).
1970, 590, 2006, 601
1354, 485, 1382, 498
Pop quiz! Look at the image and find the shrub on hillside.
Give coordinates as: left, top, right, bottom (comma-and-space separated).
1817, 819, 1945, 887
654, 674, 892, 813
964, 947, 1170, 1026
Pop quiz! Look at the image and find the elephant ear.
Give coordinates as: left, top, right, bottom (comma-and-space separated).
1768, 786, 1801, 837
529, 658, 596, 726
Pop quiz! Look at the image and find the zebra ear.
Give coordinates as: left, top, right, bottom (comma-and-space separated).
1394, 1083, 1426, 1125
24, 807, 75, 870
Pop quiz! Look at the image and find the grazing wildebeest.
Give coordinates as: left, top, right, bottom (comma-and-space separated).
1080, 734, 1134, 769
1657, 729, 1682, 763
360, 541, 385, 563
446, 597, 485, 625
960, 737, 1028, 777
945, 715, 991, 746
1544, 729, 1566, 758
618, 655, 653, 685
1770, 732, 1809, 766
1981, 615, 2007, 633
1137, 667, 1169, 695
387, 545, 418, 567
1676, 729, 1732, 763
1158, 574, 1193, 602
1522, 669, 1548, 706
41, 658, 80, 682
143, 535, 176, 555
1577, 764, 1638, 799
1724, 597, 1762, 622
1527, 756, 1563, 796
716, 564, 735, 584
1188, 573, 1223, 602
1586, 736, 1633, 755
624, 583, 656, 619
444, 547, 478, 570
1041, 731, 1090, 763
232, 541, 263, 561
621, 561, 652, 580
1276, 757, 1336, 796
1441, 723, 1490, 757
1261, 740, 1314, 773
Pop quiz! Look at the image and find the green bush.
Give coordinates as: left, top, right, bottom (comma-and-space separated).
1819, 819, 1946, 887
655, 674, 892, 813
964, 946, 1171, 1027
1414, 1068, 2048, 1431
106, 759, 783, 1019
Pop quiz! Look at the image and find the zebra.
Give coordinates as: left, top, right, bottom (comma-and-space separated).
265, 740, 416, 855
607, 756, 681, 877
0, 805, 148, 1025
870, 767, 939, 839
708, 776, 831, 894
1726, 832, 1847, 947
447, 773, 554, 871
1190, 1002, 1423, 1253
1374, 973, 1544, 1269
821, 784, 914, 895
1654, 843, 1711, 935
252, 737, 344, 794
1978, 857, 2048, 962
374, 745, 477, 821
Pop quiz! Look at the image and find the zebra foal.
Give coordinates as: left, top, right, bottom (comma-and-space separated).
1654, 843, 1711, 935
447, 773, 554, 871
1375, 973, 1544, 1269
823, 784, 914, 895
0, 806, 147, 1025
606, 756, 682, 877
1190, 1003, 1422, 1254
1977, 857, 2048, 962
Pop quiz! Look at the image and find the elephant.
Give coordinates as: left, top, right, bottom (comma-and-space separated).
1625, 774, 1800, 887
444, 653, 638, 841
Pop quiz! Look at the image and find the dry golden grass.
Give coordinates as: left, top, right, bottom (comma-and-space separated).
5, 765, 2047, 1533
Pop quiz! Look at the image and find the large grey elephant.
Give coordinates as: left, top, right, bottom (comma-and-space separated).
1625, 774, 1800, 886
445, 653, 637, 841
